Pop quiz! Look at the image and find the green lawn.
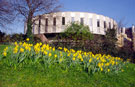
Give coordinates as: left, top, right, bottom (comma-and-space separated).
0, 45, 13, 53
0, 63, 135, 87
0, 45, 135, 87
0, 45, 8, 52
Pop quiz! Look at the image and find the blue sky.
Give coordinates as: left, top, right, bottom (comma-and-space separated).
1, 0, 135, 34
60, 0, 135, 26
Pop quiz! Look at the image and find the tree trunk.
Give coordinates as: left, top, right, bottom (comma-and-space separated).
26, 12, 34, 43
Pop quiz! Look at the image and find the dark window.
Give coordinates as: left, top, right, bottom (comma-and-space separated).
109, 22, 111, 29
104, 21, 106, 28
97, 20, 100, 27
121, 28, 123, 33
53, 17, 56, 26
45, 18, 48, 32
33, 23, 35, 33
62, 17, 65, 25
80, 18, 84, 25
38, 16, 41, 34
45, 18, 48, 26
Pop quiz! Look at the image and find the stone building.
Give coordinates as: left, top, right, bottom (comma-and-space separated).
24, 12, 117, 35
117, 26, 135, 51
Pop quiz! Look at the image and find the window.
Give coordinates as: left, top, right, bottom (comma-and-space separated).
45, 18, 48, 26
89, 18, 92, 26
32, 23, 35, 33
71, 17, 74, 23
80, 18, 84, 25
97, 19, 100, 27
62, 17, 65, 25
109, 22, 111, 29
121, 28, 123, 33
38, 16, 41, 34
45, 18, 48, 32
53, 17, 56, 26
104, 21, 106, 28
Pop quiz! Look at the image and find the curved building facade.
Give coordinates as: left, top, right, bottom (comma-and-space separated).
24, 12, 117, 35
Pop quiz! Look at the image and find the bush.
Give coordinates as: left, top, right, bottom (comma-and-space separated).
11, 33, 25, 42
0, 30, 5, 43
0, 33, 42, 45
102, 29, 118, 56
55, 22, 93, 50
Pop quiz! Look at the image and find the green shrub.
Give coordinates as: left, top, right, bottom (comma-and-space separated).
56, 22, 93, 50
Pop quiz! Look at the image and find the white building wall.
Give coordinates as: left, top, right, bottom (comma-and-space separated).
24, 12, 118, 35
40, 18, 45, 33
34, 19, 39, 34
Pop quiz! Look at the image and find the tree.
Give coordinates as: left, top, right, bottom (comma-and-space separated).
0, 0, 15, 27
102, 28, 118, 56
0, 30, 5, 42
117, 18, 127, 33
63, 22, 93, 41
11, 0, 61, 43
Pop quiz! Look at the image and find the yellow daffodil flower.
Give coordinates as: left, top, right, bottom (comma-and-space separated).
54, 54, 57, 58
26, 38, 29, 41
72, 57, 75, 61
3, 52, 7, 56
20, 48, 24, 53
49, 53, 52, 57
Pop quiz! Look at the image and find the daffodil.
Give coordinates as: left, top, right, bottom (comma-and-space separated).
58, 47, 62, 50
44, 51, 47, 55
89, 58, 92, 63
26, 38, 29, 41
59, 58, 63, 62
4, 47, 8, 51
64, 48, 68, 52
28, 47, 31, 51
53, 47, 55, 51
19, 42, 22, 45
107, 69, 110, 72
100, 68, 103, 71
72, 57, 75, 61
20, 48, 24, 53
39, 42, 42, 46
80, 58, 83, 61
54, 54, 57, 58
67, 53, 70, 56
14, 42, 18, 45
49, 53, 52, 57
3, 52, 7, 56
13, 47, 18, 54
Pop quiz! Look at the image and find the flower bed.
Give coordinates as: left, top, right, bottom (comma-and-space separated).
0, 39, 127, 74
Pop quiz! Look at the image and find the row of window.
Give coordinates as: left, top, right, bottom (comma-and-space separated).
43, 17, 112, 28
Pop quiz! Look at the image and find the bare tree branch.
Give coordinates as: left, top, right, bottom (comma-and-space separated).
0, 0, 15, 27
10, 0, 61, 42
11, 0, 61, 22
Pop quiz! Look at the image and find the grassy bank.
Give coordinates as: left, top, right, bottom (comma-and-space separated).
0, 63, 135, 87
0, 44, 135, 87
0, 45, 8, 52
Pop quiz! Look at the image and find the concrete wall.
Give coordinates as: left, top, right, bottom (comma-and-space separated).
24, 12, 117, 35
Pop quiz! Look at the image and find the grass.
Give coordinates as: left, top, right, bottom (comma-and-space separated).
0, 45, 135, 87
0, 63, 135, 87
0, 45, 8, 52
0, 45, 13, 53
